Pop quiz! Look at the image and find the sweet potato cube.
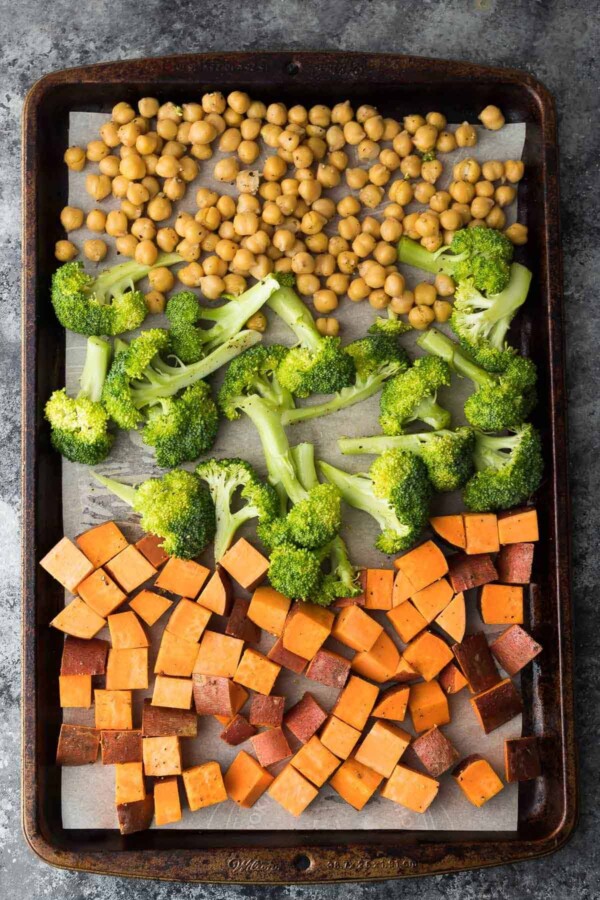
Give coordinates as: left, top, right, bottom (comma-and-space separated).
408, 681, 450, 733
470, 678, 523, 734
333, 675, 379, 731
381, 763, 439, 813
197, 567, 232, 616
247, 586, 291, 636
453, 633, 500, 693
329, 757, 383, 810
392, 568, 414, 607
94, 689, 132, 730
364, 568, 394, 610
496, 542, 535, 584
490, 625, 542, 675
291, 735, 340, 786
77, 568, 127, 617
251, 726, 292, 766
453, 754, 503, 806
193, 674, 248, 717
166, 598, 212, 643
395, 541, 448, 592
438, 662, 468, 695
104, 545, 157, 594
284, 692, 328, 744
282, 602, 334, 660
497, 508, 539, 545
60, 635, 108, 676
372, 685, 410, 722
108, 611, 149, 650
194, 630, 244, 678
411, 726, 459, 777
267, 637, 307, 674
429, 515, 466, 549
220, 714, 256, 746
59, 674, 92, 708
40, 536, 95, 592
152, 675, 193, 710
480, 584, 524, 625
154, 777, 182, 826
142, 699, 197, 738
411, 577, 454, 623
219, 538, 269, 590
306, 648, 351, 688
115, 761, 145, 804
331, 605, 383, 652
183, 761, 227, 811
355, 721, 411, 778
387, 601, 427, 643
234, 648, 281, 695
135, 533, 170, 569
391, 657, 420, 683
225, 597, 261, 643
248, 694, 284, 728
319, 716, 361, 760
56, 724, 99, 766
434, 592, 466, 643
155, 557, 210, 598
464, 513, 499, 555
224, 750, 274, 808
403, 631, 453, 682
268, 765, 318, 816
50, 597, 106, 640
504, 736, 541, 782
101, 730, 142, 764
129, 590, 173, 626
117, 795, 154, 835
75, 521, 128, 568
155, 631, 199, 677
351, 630, 400, 683
106, 648, 149, 691
143, 735, 182, 776
448, 553, 498, 593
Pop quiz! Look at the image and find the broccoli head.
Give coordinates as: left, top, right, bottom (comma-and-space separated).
463, 424, 543, 511
142, 382, 219, 468
379, 355, 452, 434
312, 536, 363, 607
268, 545, 324, 601
368, 315, 413, 336
218, 344, 292, 420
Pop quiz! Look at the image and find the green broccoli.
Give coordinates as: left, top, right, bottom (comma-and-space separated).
379, 355, 452, 434
450, 263, 532, 371
367, 308, 413, 336
398, 228, 514, 295
319, 450, 432, 554
44, 336, 113, 465
268, 545, 325, 601
463, 425, 543, 511
195, 458, 280, 562
417, 327, 537, 431
141, 382, 219, 468
338, 426, 475, 492
312, 535, 363, 607
51, 254, 181, 335
94, 468, 216, 559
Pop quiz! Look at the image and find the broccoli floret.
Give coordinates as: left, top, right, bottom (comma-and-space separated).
379, 355, 452, 434
218, 344, 293, 420
417, 327, 537, 431
338, 426, 475, 492
195, 457, 279, 562
312, 536, 363, 607
45, 336, 113, 465
284, 484, 342, 549
368, 316, 413, 336
463, 425, 543, 511
450, 263, 532, 371
142, 382, 219, 467
51, 254, 180, 335
399, 228, 513, 295
319, 450, 431, 554
268, 545, 324, 601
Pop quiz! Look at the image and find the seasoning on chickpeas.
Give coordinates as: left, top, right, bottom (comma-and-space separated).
478, 105, 505, 131
60, 206, 84, 232
55, 240, 78, 261
64, 146, 86, 171
83, 239, 108, 263
434, 273, 455, 297
505, 222, 528, 244
455, 122, 478, 147
408, 304, 435, 329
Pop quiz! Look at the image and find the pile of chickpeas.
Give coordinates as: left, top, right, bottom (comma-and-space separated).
58, 95, 527, 334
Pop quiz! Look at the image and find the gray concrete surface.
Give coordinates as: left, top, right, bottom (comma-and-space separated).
1, 0, 598, 896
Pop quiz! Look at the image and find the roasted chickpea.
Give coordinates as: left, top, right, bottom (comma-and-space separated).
200, 91, 225, 115
380, 217, 403, 243
343, 121, 366, 145
358, 139, 380, 162
143, 290, 165, 314
99, 121, 120, 149
403, 114, 425, 134
64, 146, 86, 171
316, 163, 340, 188
214, 156, 240, 183
451, 202, 472, 225
495, 185, 517, 207
479, 104, 505, 131
449, 180, 475, 204
274, 256, 292, 273
364, 115, 384, 141
296, 273, 319, 296
127, 182, 150, 205
60, 206, 84, 232
316, 316, 340, 336
328, 235, 349, 257
425, 111, 446, 130
436, 130, 457, 153
266, 102, 287, 126
345, 167, 369, 191
83, 238, 108, 262
119, 154, 146, 180
381, 117, 400, 141
326, 273, 350, 295
433, 273, 455, 298
261, 155, 286, 182
434, 299, 453, 322
131, 217, 157, 241
325, 124, 345, 151
471, 196, 495, 219
400, 154, 422, 179
117, 122, 141, 148
197, 275, 224, 301
414, 181, 436, 204
222, 274, 247, 296
475, 180, 495, 198
132, 239, 157, 266
389, 179, 413, 206
390, 291, 414, 314
312, 289, 337, 314
372, 242, 396, 267
239, 119, 261, 142
310, 253, 333, 278
300, 211, 326, 235
190, 143, 213, 161
304, 233, 326, 255
486, 206, 506, 230
504, 160, 525, 183
413, 123, 438, 153
391, 131, 412, 159
421, 233, 443, 252
408, 304, 435, 329
402, 212, 421, 239
352, 232, 376, 258
482, 160, 505, 181
368, 163, 391, 187
453, 157, 481, 184
98, 155, 120, 177
115, 234, 138, 257
141, 175, 160, 199
456, 122, 478, 147
157, 119, 179, 141
144, 153, 160, 174
413, 282, 436, 307
298, 179, 321, 204
428, 190, 450, 214
337, 216, 361, 242
146, 195, 172, 222
345, 277, 368, 302
233, 211, 260, 236
421, 159, 443, 184
368, 289, 389, 310
362, 262, 386, 289
145, 266, 173, 293
177, 262, 204, 286
359, 184, 383, 209
384, 272, 405, 298
327, 149, 348, 171
203, 255, 227, 277
112, 101, 135, 124
290, 251, 314, 275
85, 173, 112, 201
331, 100, 353, 125
468, 219, 486, 229
55, 239, 78, 261
192, 210, 217, 236
415, 212, 440, 238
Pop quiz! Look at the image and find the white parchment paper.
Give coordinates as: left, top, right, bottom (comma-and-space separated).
60, 111, 525, 830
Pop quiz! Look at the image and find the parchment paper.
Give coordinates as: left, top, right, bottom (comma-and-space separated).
60, 111, 525, 830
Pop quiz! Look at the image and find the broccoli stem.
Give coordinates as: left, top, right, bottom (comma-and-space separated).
412, 394, 452, 430
199, 274, 281, 351
481, 263, 532, 348
78, 337, 112, 403
93, 253, 182, 303
267, 285, 322, 352
281, 369, 391, 425
318, 460, 397, 534
291, 442, 319, 490
398, 236, 447, 274
339, 433, 426, 456
417, 328, 495, 387
93, 473, 137, 507
473, 431, 520, 471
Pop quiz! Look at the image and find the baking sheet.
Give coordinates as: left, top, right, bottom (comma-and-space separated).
61, 111, 525, 830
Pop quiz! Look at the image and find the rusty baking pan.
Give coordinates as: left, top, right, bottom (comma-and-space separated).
21, 51, 576, 883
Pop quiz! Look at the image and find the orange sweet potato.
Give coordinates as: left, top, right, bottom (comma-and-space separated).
154, 777, 182, 826
411, 577, 454, 623
429, 515, 466, 549
182, 761, 227, 811
104, 545, 157, 594
434, 591, 466, 643
151, 675, 193, 710
193, 675, 248, 718
108, 610, 149, 650
94, 689, 132, 730
224, 750, 274, 808
248, 694, 285, 728
77, 568, 127, 618
329, 757, 383, 810
166, 598, 212, 643
59, 674, 92, 708
453, 754, 504, 806
115, 761, 146, 804
403, 631, 453, 682
333, 675, 379, 731
155, 631, 200, 677
234, 648, 281, 695
247, 585, 291, 636
142, 699, 197, 738
194, 630, 244, 678
319, 716, 361, 760
75, 521, 128, 568
40, 536, 95, 592
497, 508, 539, 545
291, 735, 340, 786
354, 721, 411, 778
129, 590, 173, 627
381, 763, 439, 813
142, 735, 182, 777
395, 541, 448, 592
106, 648, 149, 691
219, 538, 269, 590
392, 568, 414, 607
267, 637, 307, 674
364, 568, 394, 610
268, 764, 318, 817
463, 513, 499, 555
226, 597, 261, 643
372, 684, 410, 722
480, 584, 524, 625
351, 630, 400, 683
408, 681, 450, 733
438, 661, 468, 695
282, 602, 334, 660
197, 567, 232, 616
387, 601, 427, 643
155, 557, 210, 598
50, 597, 106, 640
391, 656, 420, 683
331, 604, 383, 652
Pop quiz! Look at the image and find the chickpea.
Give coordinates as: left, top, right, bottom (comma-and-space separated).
194, 187, 217, 209
316, 316, 340, 336
131, 218, 157, 241
341, 121, 364, 145
433, 299, 453, 323
190, 143, 213, 161
188, 120, 216, 145
310, 253, 334, 277
111, 102, 135, 125
328, 235, 349, 257
178, 121, 193, 143
247, 100, 267, 120
233, 211, 260, 236
364, 115, 384, 141
55, 239, 78, 261
144, 153, 159, 174
295, 273, 319, 296
198, 274, 224, 300
471, 196, 495, 220
453, 158, 481, 184
468, 219, 486, 230
265, 102, 287, 126
427, 191, 450, 214
352, 232, 376, 258
119, 154, 146, 180
354, 104, 376, 124
408, 304, 435, 329
200, 91, 225, 115
384, 202, 404, 220
117, 122, 141, 147
194, 209, 219, 235
273, 228, 296, 253
369, 289, 389, 310
311, 289, 337, 314
359, 184, 383, 209
434, 273, 455, 298
414, 181, 436, 204
136, 132, 158, 156
304, 233, 327, 254
225, 273, 248, 296
98, 121, 119, 149
147, 195, 172, 222
482, 160, 505, 181
316, 163, 340, 188
98, 155, 119, 177
298, 179, 321, 204
362, 262, 386, 289
63, 146, 86, 172
327, 149, 347, 171
175, 212, 193, 238
290, 251, 314, 275
380, 217, 403, 243
177, 262, 204, 286
415, 212, 440, 238
400, 154, 422, 179
326, 273, 350, 295
292, 145, 313, 169
402, 212, 421, 239
413, 282, 436, 307
421, 159, 443, 185
85, 173, 112, 201
330, 100, 353, 125
157, 119, 179, 141
214, 238, 237, 262
153, 154, 177, 178
436, 130, 457, 153
456, 122, 478, 147
369, 163, 391, 187
422, 233, 443, 252
402, 114, 424, 134
346, 167, 369, 191
83, 238, 108, 262
239, 118, 260, 141
261, 155, 285, 182
136, 96, 158, 118
115, 234, 138, 257
276, 193, 297, 216
203, 255, 227, 277
274, 256, 292, 273
486, 206, 506, 230
443, 229, 456, 246
132, 239, 157, 266
390, 291, 415, 314
140, 177, 159, 201
156, 102, 182, 123
373, 241, 397, 266
423, 111, 445, 130
495, 185, 517, 207
478, 104, 505, 131
391, 132, 412, 159
301, 210, 327, 235
203, 234, 220, 255
384, 272, 405, 298
338, 216, 361, 241
231, 248, 256, 273
412, 123, 438, 153
389, 179, 413, 206
211, 156, 238, 183
346, 277, 368, 302
382, 117, 401, 141
324, 125, 344, 152
308, 104, 330, 128
143, 290, 165, 314
449, 180, 475, 204
145, 266, 173, 294
475, 179, 495, 198
504, 160, 525, 183
451, 202, 472, 225
60, 206, 84, 232
362, 216, 381, 236
358, 139, 380, 162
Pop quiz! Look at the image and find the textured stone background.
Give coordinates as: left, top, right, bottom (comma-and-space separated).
2, 0, 598, 897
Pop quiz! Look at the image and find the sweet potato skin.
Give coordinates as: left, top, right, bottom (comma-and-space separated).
411, 725, 459, 777
438, 661, 468, 694
504, 736, 542, 782
267, 637, 307, 674
226, 597, 261, 643
60, 636, 109, 676
284, 692, 327, 744
141, 699, 197, 737
249, 694, 285, 728
453, 632, 501, 693
56, 724, 100, 766
489, 625, 542, 675
496, 542, 535, 584
220, 714, 257, 746
193, 675, 247, 717
101, 730, 143, 764
448, 553, 498, 593
250, 726, 292, 767
117, 795, 154, 835
471, 678, 524, 734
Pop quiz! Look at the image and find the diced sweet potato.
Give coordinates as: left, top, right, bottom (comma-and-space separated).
152, 675, 193, 710
250, 726, 292, 767
291, 735, 340, 786
387, 601, 427, 643
197, 567, 233, 616
453, 633, 501, 693
50, 597, 106, 640
94, 689, 132, 730
59, 674, 92, 708
497, 508, 539, 545
333, 675, 379, 731
372, 685, 410, 722
225, 597, 261, 643
106, 648, 149, 691
154, 777, 181, 826
284, 692, 327, 744
504, 736, 542, 782
408, 681, 450, 733
411, 725, 458, 777
219, 538, 269, 590
76, 521, 128, 568
480, 584, 524, 625
193, 674, 248, 717
155, 557, 210, 598
489, 625, 542, 675
319, 715, 361, 760
183, 761, 227, 811
40, 536, 95, 592
166, 598, 212, 643
395, 541, 448, 592
282, 602, 334, 660
267, 637, 307, 674
306, 648, 351, 688
332, 605, 383, 652
115, 761, 145, 804
434, 592, 466, 643
234, 648, 281, 695
453, 754, 504, 806
194, 630, 244, 678
60, 635, 108, 676
463, 513, 499, 555
391, 568, 414, 607
351, 630, 400, 683
142, 699, 197, 737
364, 568, 394, 610
220, 714, 256, 746
268, 764, 318, 816
248, 694, 284, 728
224, 750, 274, 808
471, 678, 523, 734
429, 515, 466, 549
438, 662, 468, 695
117, 795, 154, 835
135, 533, 170, 569
355, 721, 411, 778
101, 730, 142, 764
142, 735, 182, 777
448, 553, 498, 593
129, 590, 173, 627
77, 568, 127, 618
391, 657, 420, 683
108, 611, 149, 650
496, 542, 535, 584
411, 577, 454, 623
105, 545, 157, 594
403, 631, 453, 682
247, 586, 291, 636
329, 757, 383, 810
56, 724, 99, 766
381, 763, 439, 813
155, 631, 199, 677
